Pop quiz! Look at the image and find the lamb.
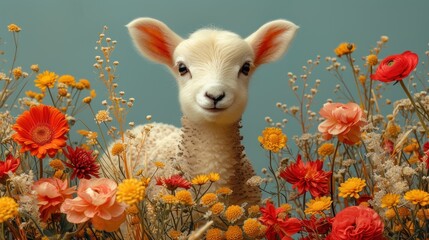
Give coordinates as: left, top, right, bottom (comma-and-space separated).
109, 17, 298, 206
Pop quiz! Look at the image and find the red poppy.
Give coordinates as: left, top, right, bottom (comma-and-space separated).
259, 201, 301, 240
370, 51, 418, 82
280, 155, 332, 197
63, 145, 100, 179
0, 154, 20, 178
156, 174, 191, 191
12, 105, 69, 159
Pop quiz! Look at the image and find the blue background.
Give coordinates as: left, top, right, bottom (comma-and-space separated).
1, 0, 429, 173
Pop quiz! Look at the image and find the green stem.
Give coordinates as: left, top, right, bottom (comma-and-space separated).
399, 80, 429, 136
330, 140, 340, 216
268, 151, 281, 206
347, 54, 364, 106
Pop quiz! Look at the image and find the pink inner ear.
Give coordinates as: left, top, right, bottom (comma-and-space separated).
137, 24, 172, 65
254, 27, 288, 66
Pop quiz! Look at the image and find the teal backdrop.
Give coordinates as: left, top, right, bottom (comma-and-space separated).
1, 0, 429, 174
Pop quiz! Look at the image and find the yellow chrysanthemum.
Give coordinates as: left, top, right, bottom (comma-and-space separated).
225, 225, 243, 240
175, 190, 194, 205
384, 209, 396, 220
168, 230, 182, 240
243, 218, 262, 238
30, 64, 39, 72
381, 193, 400, 209
161, 194, 178, 204
366, 54, 378, 66
304, 196, 332, 215
318, 143, 335, 157
111, 143, 125, 156
334, 42, 356, 57
224, 205, 244, 223
247, 205, 260, 216
404, 189, 429, 206
208, 172, 220, 182
116, 178, 146, 205
338, 177, 366, 199
34, 71, 58, 92
154, 161, 165, 169
79, 79, 91, 89
258, 127, 287, 153
49, 159, 64, 170
0, 197, 19, 223
191, 175, 209, 185
200, 193, 218, 207
58, 75, 76, 86
8, 24, 21, 32
206, 228, 224, 240
210, 202, 225, 215
216, 187, 233, 196
13, 67, 23, 79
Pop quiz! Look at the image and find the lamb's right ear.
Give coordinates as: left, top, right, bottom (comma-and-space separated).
127, 18, 183, 66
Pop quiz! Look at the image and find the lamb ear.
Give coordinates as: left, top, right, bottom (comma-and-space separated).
246, 20, 298, 66
127, 18, 183, 66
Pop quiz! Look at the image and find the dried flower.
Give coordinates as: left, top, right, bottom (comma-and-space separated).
243, 218, 263, 238
116, 178, 145, 205
335, 42, 356, 57
7, 24, 21, 32
317, 143, 335, 157
225, 225, 243, 240
206, 228, 224, 240
0, 197, 19, 223
216, 187, 233, 195
34, 71, 58, 92
247, 205, 260, 216
404, 189, 429, 206
338, 177, 366, 199
95, 110, 111, 123
304, 196, 332, 215
224, 205, 244, 223
161, 194, 178, 204
153, 161, 165, 169
111, 142, 125, 156
258, 127, 287, 153
210, 202, 225, 215
191, 174, 209, 185
49, 159, 64, 170
200, 193, 218, 207
30, 64, 39, 72
175, 190, 194, 205
58, 75, 76, 86
12, 67, 23, 79
381, 193, 400, 209
366, 54, 379, 66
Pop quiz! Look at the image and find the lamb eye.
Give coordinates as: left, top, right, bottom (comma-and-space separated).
178, 63, 189, 76
240, 62, 251, 76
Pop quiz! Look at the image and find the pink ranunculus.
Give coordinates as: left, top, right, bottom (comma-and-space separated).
60, 178, 126, 232
370, 51, 418, 83
32, 178, 76, 222
318, 102, 367, 145
328, 206, 384, 240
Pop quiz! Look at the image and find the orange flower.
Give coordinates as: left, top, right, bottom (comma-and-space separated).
12, 105, 69, 159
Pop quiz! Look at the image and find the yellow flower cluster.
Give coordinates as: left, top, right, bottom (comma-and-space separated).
0, 197, 19, 223
338, 177, 366, 199
258, 127, 287, 153
116, 178, 146, 205
334, 42, 356, 57
191, 172, 220, 185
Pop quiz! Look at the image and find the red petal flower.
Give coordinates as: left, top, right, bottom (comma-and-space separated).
156, 174, 191, 191
12, 105, 69, 159
63, 145, 100, 179
301, 216, 332, 238
259, 201, 301, 240
370, 51, 418, 82
0, 154, 20, 179
280, 155, 332, 197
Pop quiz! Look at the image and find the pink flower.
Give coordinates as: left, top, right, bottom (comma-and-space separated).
32, 178, 75, 222
328, 206, 384, 240
318, 102, 367, 145
0, 154, 20, 179
371, 51, 418, 82
60, 178, 126, 232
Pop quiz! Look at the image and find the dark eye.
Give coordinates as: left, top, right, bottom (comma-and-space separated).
240, 62, 251, 76
178, 63, 189, 76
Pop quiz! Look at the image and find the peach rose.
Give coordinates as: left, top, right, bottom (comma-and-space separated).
60, 178, 126, 232
318, 102, 366, 145
32, 178, 75, 222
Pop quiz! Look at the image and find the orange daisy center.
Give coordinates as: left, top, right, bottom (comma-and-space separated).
31, 123, 53, 145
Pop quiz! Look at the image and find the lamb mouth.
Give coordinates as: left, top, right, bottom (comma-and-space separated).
203, 107, 227, 113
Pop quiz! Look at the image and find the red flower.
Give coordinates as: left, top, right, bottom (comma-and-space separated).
420, 141, 429, 169
259, 201, 301, 240
371, 51, 418, 82
63, 146, 100, 179
0, 154, 20, 179
301, 216, 332, 237
328, 206, 384, 240
280, 155, 332, 197
12, 105, 69, 159
156, 174, 191, 191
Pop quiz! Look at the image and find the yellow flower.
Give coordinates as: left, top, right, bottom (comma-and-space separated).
8, 24, 21, 32
304, 196, 332, 215
161, 194, 178, 204
153, 161, 165, 169
116, 178, 146, 206
30, 64, 39, 72
82, 96, 92, 104
34, 71, 58, 92
338, 177, 366, 199
404, 189, 429, 206
358, 75, 366, 85
334, 42, 356, 57
208, 172, 220, 182
403, 142, 419, 154
12, 67, 23, 79
225, 225, 243, 240
206, 228, 224, 240
200, 193, 218, 207
381, 193, 400, 208
385, 121, 401, 138
95, 110, 110, 123
58, 75, 76, 86
53, 169, 65, 179
175, 190, 194, 205
317, 143, 335, 157
210, 202, 225, 215
168, 230, 182, 240
25, 90, 38, 98
0, 197, 19, 223
224, 205, 244, 223
77, 129, 90, 136
49, 159, 64, 170
141, 177, 151, 187
280, 203, 292, 213
111, 143, 125, 156
381, 36, 389, 43
258, 127, 287, 153
191, 174, 209, 185
216, 187, 233, 195
58, 88, 68, 97
384, 209, 396, 220
247, 205, 260, 216
366, 54, 378, 66
90, 89, 96, 98
243, 218, 262, 238
75, 82, 85, 90
79, 79, 91, 89
416, 208, 429, 220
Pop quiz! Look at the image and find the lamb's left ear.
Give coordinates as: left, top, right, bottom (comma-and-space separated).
246, 20, 298, 66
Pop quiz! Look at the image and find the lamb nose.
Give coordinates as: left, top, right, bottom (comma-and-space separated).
205, 92, 225, 104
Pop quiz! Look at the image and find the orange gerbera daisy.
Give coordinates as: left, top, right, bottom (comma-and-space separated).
12, 105, 69, 159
